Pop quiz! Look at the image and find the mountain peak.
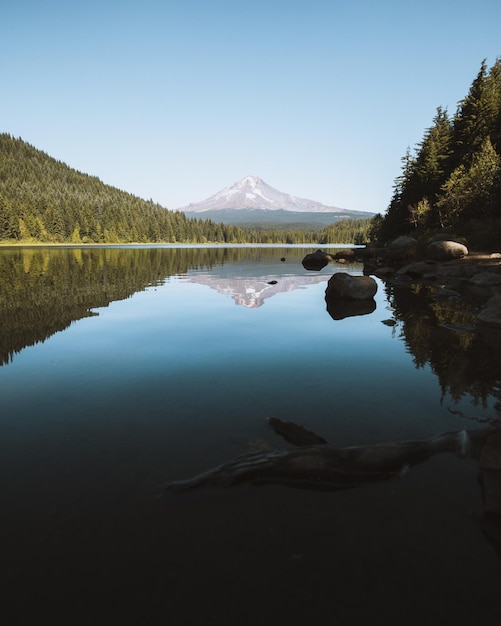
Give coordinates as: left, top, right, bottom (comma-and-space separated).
238, 175, 262, 186
177, 176, 347, 214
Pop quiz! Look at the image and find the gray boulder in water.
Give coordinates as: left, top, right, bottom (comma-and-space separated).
302, 249, 333, 271
325, 273, 377, 300
478, 295, 501, 328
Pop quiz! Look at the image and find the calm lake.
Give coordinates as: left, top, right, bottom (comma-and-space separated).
1, 245, 500, 625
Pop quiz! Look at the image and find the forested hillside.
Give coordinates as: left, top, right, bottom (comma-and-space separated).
0, 134, 370, 245
0, 134, 247, 243
372, 58, 501, 247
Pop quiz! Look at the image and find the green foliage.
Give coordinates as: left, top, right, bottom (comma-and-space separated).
0, 134, 246, 244
436, 137, 501, 228
0, 133, 369, 245
378, 58, 501, 243
367, 212, 384, 242
316, 218, 372, 244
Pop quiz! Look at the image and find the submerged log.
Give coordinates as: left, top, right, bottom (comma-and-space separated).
268, 417, 328, 446
165, 429, 488, 492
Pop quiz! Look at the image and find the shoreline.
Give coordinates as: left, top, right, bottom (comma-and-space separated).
0, 241, 361, 249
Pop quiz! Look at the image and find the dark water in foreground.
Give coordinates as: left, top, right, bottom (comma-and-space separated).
1, 245, 500, 625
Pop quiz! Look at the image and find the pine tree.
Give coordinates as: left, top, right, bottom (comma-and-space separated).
378, 59, 501, 242
436, 136, 501, 229
413, 107, 453, 204
450, 59, 501, 169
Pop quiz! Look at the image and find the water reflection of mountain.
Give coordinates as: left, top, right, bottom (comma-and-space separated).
0, 246, 343, 365
186, 274, 327, 308
3, 246, 501, 416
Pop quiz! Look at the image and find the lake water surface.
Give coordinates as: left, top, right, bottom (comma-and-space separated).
1, 245, 500, 625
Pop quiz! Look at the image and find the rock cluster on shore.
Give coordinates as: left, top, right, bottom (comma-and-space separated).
340, 237, 501, 329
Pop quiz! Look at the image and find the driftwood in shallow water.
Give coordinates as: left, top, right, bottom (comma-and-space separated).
268, 417, 328, 446
165, 429, 488, 493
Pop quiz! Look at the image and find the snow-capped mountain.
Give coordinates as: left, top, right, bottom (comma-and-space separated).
177, 175, 348, 213
186, 273, 328, 308
176, 176, 374, 226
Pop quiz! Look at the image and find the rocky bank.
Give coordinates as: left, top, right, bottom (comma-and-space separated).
335, 236, 501, 330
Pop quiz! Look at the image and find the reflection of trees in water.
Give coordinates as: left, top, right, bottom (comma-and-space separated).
4, 245, 500, 413
0, 247, 234, 365
387, 283, 501, 411
0, 246, 315, 365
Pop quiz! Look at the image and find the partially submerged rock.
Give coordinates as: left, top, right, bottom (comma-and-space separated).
302, 249, 333, 271
325, 273, 377, 300
373, 266, 395, 279
325, 273, 377, 320
470, 272, 501, 288
382, 319, 397, 326
478, 296, 501, 328
334, 249, 356, 262
396, 260, 439, 280
362, 238, 501, 313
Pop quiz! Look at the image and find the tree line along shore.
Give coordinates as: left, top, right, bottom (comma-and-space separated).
1, 59, 500, 248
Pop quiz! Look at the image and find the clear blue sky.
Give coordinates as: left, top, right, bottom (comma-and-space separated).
2, 0, 500, 213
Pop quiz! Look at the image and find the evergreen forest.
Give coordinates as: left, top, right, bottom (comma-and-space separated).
2, 59, 501, 248
372, 58, 501, 247
0, 134, 370, 245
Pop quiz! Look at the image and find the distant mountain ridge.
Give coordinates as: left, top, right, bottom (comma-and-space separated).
177, 176, 374, 226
